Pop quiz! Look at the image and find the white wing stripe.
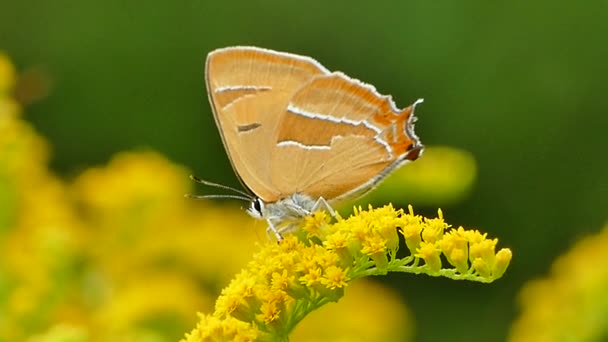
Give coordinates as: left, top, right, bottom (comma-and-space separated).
286, 104, 382, 134
277, 140, 331, 150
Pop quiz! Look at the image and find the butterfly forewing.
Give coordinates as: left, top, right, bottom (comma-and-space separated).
205, 47, 329, 201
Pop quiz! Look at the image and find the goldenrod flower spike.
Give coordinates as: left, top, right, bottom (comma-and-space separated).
183, 205, 512, 341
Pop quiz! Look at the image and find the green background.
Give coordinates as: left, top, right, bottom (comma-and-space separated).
2, 1, 607, 340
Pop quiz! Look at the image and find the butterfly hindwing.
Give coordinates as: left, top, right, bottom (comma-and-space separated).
272, 73, 422, 202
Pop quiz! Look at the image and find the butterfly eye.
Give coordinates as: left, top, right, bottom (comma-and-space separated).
248, 198, 264, 219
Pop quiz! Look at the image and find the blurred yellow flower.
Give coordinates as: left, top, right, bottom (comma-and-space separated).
290, 280, 414, 342
72, 150, 190, 218
509, 224, 608, 342
356, 146, 477, 207
0, 52, 86, 341
28, 324, 88, 342
0, 52, 16, 93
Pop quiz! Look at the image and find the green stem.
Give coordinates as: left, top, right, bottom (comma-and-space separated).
354, 264, 496, 283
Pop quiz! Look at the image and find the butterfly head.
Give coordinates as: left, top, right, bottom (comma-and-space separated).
247, 197, 265, 219
244, 193, 324, 240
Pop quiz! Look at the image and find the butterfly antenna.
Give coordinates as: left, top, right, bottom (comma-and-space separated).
184, 193, 252, 202
189, 175, 253, 198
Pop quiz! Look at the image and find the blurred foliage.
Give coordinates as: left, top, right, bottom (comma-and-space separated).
1, 0, 607, 340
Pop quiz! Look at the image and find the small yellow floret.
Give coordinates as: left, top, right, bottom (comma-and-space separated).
416, 242, 442, 272
421, 209, 449, 243
322, 265, 349, 289
361, 235, 387, 256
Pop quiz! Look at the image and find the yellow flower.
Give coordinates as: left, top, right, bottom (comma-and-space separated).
399, 205, 423, 254
421, 209, 449, 243
360, 234, 387, 256
27, 324, 88, 342
323, 230, 351, 265
321, 265, 349, 290
302, 210, 331, 238
0, 59, 86, 340
493, 248, 512, 278
416, 241, 442, 273
182, 315, 259, 342
290, 280, 414, 342
509, 224, 608, 342
184, 205, 511, 341
361, 234, 389, 271
71, 150, 190, 219
0, 52, 16, 93
440, 227, 470, 274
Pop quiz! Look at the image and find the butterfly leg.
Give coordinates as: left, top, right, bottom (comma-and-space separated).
311, 197, 336, 218
265, 217, 284, 241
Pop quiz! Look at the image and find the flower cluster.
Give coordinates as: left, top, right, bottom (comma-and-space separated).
183, 205, 512, 341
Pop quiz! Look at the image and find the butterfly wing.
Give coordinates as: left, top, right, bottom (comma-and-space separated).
271, 72, 423, 203
205, 46, 330, 202
206, 46, 422, 204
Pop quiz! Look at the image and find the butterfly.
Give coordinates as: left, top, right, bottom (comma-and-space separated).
193, 46, 423, 240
